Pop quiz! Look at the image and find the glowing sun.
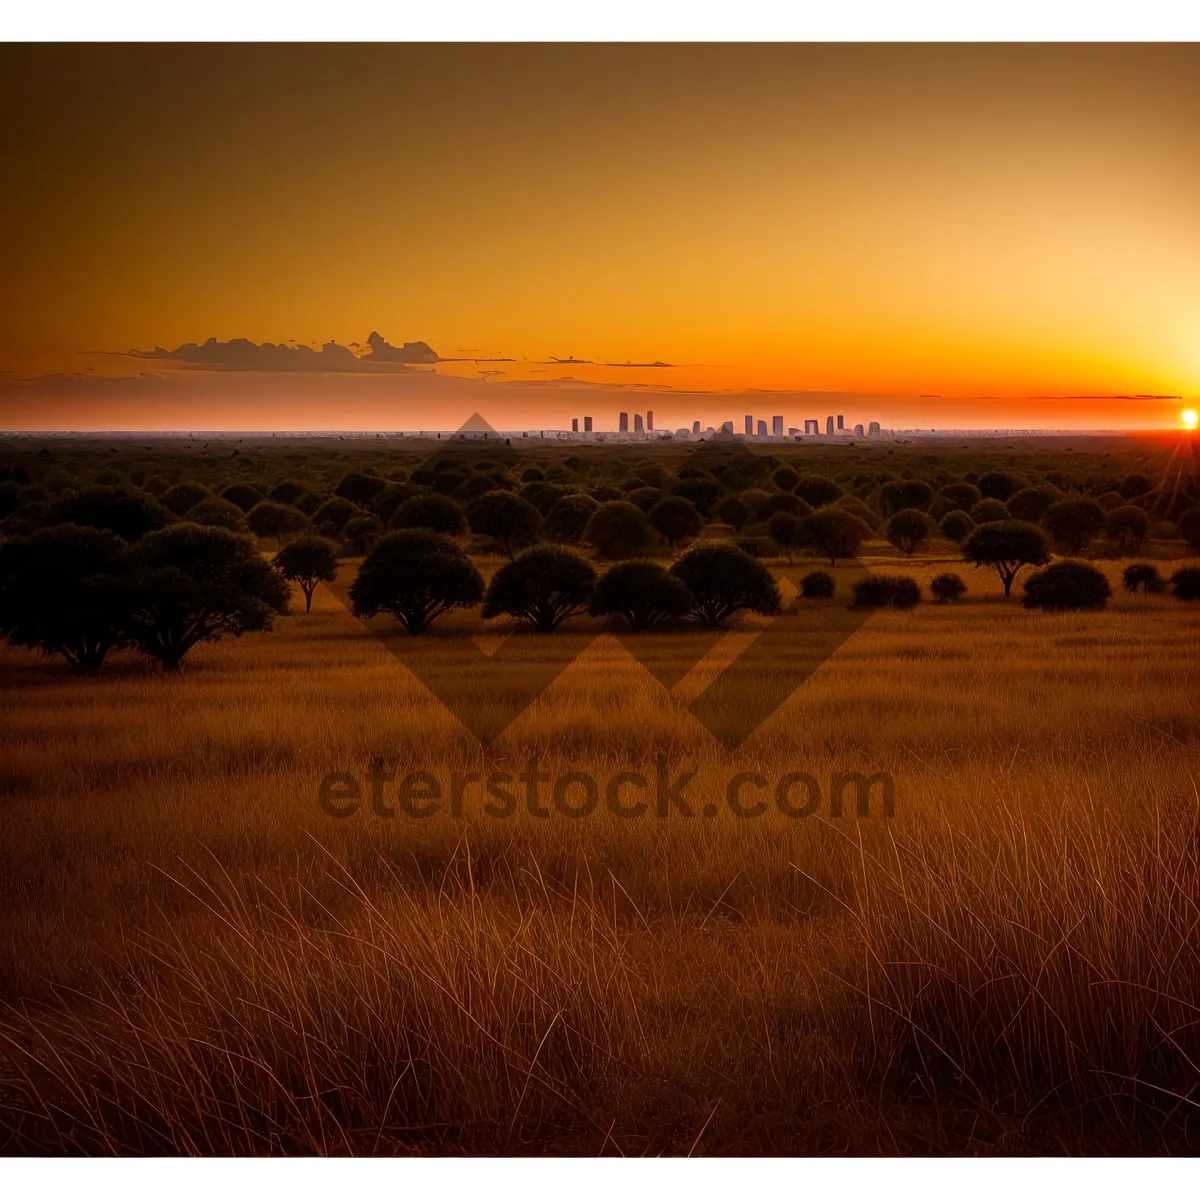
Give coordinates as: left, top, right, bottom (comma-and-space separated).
1183, 408, 1199, 430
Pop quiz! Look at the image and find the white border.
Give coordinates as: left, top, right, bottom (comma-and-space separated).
4, 1, 1200, 42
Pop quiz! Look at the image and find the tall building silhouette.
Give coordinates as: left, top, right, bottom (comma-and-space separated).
619, 412, 629, 433
633, 413, 644, 433
772, 415, 783, 437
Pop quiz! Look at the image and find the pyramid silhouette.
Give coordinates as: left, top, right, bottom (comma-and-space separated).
458, 412, 496, 434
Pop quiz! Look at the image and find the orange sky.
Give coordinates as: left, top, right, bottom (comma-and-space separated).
2, 44, 1198, 431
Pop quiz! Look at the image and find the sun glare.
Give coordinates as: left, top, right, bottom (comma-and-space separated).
1182, 408, 1199, 430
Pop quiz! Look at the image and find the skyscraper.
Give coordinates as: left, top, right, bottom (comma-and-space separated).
772, 415, 783, 437
804, 419, 819, 435
619, 412, 629, 433
837, 414, 845, 430
826, 416, 835, 435
634, 413, 644, 434
868, 421, 880, 436
584, 416, 593, 432
757, 419, 767, 437
744, 415, 753, 436
692, 420, 700, 434
571, 418, 578, 432
647, 410, 654, 431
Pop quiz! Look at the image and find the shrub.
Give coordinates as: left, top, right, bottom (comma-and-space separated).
47, 486, 171, 542
885, 508, 933, 556
771, 465, 800, 491
939, 510, 975, 544
370, 482, 419, 524
351, 530, 484, 635
273, 535, 340, 612
970, 498, 1009, 524
800, 570, 835, 599
930, 572, 967, 603
466, 491, 542, 559
582, 501, 659, 560
977, 471, 1025, 501
187, 496, 248, 533
879, 479, 934, 515
962, 520, 1050, 596
268, 480, 311, 507
766, 511, 805, 562
389, 494, 466, 537
1022, 560, 1111, 610
1105, 505, 1151, 554
541, 493, 599, 544
334, 472, 388, 508
246, 501, 310, 540
1169, 567, 1200, 601
313, 497, 367, 536
648, 496, 703, 549
851, 574, 920, 609
339, 515, 383, 556
1042, 498, 1106, 555
627, 486, 664, 513
793, 474, 841, 507
934, 482, 982, 516
669, 541, 781, 626
589, 561, 693, 628
1120, 473, 1154, 500
1006, 485, 1063, 523
1122, 563, 1164, 595
669, 477, 723, 517
1180, 507, 1200, 554
518, 481, 565, 515
482, 546, 596, 632
219, 483, 265, 513
716, 494, 751, 531
161, 480, 211, 516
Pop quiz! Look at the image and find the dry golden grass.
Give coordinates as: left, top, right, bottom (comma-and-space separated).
0, 552, 1198, 1153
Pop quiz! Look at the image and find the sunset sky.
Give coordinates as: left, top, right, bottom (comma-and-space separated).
2, 43, 1199, 432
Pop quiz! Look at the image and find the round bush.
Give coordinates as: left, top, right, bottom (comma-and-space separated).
800, 570, 835, 599
1122, 563, 1164, 594
1169, 567, 1200, 601
851, 574, 920, 610
939, 510, 975, 543
1021, 561, 1111, 610
930, 572, 967, 603
390, 494, 466, 537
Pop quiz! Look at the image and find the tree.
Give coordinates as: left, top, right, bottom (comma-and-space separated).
1006, 485, 1063, 523
583, 501, 659, 559
800, 570, 835, 599
482, 546, 596, 632
851, 574, 920, 609
128, 524, 291, 670
930, 572, 967, 603
371, 481, 419, 525
0, 525, 133, 671
47, 486, 170, 542
219, 483, 265, 512
939, 510, 975, 544
340, 515, 383, 556
793, 474, 841, 507
716, 494, 751, 531
518, 481, 565, 514
801, 507, 872, 566
389, 494, 466, 536
977, 471, 1025, 502
970, 498, 1009, 523
1104, 505, 1151, 555
772, 465, 800, 491
934, 482, 982, 516
885, 508, 933, 556
648, 496, 703, 550
273, 535, 339, 612
759, 491, 811, 519
627, 486, 664, 513
1022, 561, 1111, 610
1120, 473, 1154, 500
247, 501, 310, 540
668, 541, 781, 626
962, 520, 1050, 597
1180, 506, 1200, 554
1169, 567, 1200, 601
669, 477, 723, 517
1122, 563, 1164, 595
161, 480, 210, 516
466, 490, 542, 559
590, 561, 693, 628
541, 493, 599, 544
879, 479, 934, 515
188, 496, 248, 533
335, 471, 387, 508
313, 496, 367, 536
767, 511, 804, 563
350, 530, 484, 635
269, 480, 312, 507
1042, 498, 1105, 555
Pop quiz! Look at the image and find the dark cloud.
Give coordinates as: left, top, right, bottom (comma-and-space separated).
99, 331, 442, 373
